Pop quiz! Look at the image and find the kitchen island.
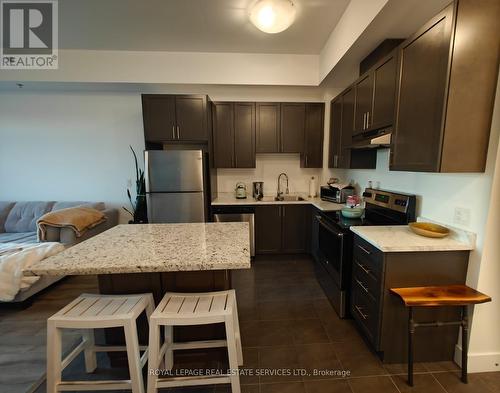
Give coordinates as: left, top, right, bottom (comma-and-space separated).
26, 222, 251, 365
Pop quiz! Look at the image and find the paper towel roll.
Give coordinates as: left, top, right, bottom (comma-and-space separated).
309, 176, 317, 197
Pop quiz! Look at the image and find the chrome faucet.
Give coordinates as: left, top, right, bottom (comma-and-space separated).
277, 173, 289, 200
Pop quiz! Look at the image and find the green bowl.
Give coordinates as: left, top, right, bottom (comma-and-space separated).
341, 207, 364, 218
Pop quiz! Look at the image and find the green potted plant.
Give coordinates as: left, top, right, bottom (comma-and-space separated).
123, 146, 148, 224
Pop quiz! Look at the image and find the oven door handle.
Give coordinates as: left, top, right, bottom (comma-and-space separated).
316, 215, 345, 238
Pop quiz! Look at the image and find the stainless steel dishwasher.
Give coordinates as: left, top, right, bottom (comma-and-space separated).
212, 206, 255, 257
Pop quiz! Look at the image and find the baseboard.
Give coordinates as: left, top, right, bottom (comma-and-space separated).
454, 344, 500, 373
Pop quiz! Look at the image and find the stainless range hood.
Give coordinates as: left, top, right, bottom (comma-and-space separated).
351, 130, 392, 149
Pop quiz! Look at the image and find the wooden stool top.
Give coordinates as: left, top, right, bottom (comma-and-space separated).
390, 285, 491, 307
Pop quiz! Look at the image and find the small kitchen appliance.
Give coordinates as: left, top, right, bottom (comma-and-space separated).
313, 188, 416, 318
320, 181, 355, 203
252, 181, 264, 200
235, 182, 247, 199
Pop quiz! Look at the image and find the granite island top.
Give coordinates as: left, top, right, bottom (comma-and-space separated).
24, 223, 251, 276
350, 225, 476, 252
212, 193, 344, 212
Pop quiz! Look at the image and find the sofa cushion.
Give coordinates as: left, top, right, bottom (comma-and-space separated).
0, 232, 38, 244
51, 201, 105, 211
4, 202, 55, 233
0, 202, 15, 233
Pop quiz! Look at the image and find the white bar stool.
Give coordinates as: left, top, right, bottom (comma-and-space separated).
46, 293, 155, 393
147, 289, 243, 393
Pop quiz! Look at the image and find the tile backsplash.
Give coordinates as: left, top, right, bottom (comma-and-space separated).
216, 154, 321, 196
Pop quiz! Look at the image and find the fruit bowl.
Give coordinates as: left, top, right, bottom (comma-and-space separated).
409, 222, 450, 238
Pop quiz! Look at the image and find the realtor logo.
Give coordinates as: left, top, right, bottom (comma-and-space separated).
1, 0, 58, 69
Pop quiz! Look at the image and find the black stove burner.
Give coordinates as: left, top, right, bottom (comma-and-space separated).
320, 210, 372, 230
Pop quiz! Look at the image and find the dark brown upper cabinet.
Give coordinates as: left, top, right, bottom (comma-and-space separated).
256, 103, 281, 153
302, 103, 325, 168
212, 102, 234, 168
175, 95, 208, 141
329, 87, 377, 169
391, 0, 498, 172
234, 103, 256, 168
353, 73, 374, 135
340, 87, 355, 168
371, 52, 398, 130
328, 97, 342, 168
212, 102, 256, 168
256, 102, 325, 166
142, 94, 208, 143
141, 95, 176, 141
353, 50, 398, 135
281, 103, 305, 153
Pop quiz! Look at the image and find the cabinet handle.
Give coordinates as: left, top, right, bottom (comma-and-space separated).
355, 278, 370, 294
355, 305, 368, 320
334, 155, 338, 168
356, 261, 371, 275
367, 112, 370, 128
176, 126, 180, 139
172, 126, 175, 139
305, 155, 308, 167
357, 244, 372, 255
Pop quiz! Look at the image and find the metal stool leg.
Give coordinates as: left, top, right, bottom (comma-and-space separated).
461, 305, 468, 384
408, 307, 414, 387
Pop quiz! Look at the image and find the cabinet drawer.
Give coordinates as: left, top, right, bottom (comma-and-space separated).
353, 259, 381, 302
353, 236, 383, 278
351, 285, 380, 347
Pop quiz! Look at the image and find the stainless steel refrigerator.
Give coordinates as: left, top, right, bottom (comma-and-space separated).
145, 150, 210, 223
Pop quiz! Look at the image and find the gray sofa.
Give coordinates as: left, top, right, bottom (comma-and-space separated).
0, 201, 119, 302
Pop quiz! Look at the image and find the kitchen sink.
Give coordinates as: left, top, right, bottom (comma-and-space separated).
274, 195, 306, 202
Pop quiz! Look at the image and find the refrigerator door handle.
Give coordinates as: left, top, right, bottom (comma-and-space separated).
177, 126, 180, 139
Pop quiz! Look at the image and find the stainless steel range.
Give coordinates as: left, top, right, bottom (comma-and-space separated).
313, 188, 416, 318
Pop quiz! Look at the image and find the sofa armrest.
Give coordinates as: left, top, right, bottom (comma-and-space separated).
42, 208, 119, 245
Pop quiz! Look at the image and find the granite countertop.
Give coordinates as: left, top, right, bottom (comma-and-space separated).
24, 223, 251, 276
350, 224, 476, 252
212, 193, 344, 212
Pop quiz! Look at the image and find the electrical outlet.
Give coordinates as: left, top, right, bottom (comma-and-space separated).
454, 207, 471, 227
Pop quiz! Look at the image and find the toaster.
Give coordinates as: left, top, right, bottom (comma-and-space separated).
320, 185, 355, 204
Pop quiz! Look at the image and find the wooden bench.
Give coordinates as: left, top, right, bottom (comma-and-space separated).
390, 285, 491, 386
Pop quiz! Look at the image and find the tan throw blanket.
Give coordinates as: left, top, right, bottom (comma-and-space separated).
37, 207, 106, 241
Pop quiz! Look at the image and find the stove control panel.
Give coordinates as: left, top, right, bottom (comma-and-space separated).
364, 188, 415, 216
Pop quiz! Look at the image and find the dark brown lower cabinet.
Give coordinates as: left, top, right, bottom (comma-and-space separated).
351, 235, 470, 363
255, 205, 309, 254
281, 205, 309, 253
255, 205, 282, 253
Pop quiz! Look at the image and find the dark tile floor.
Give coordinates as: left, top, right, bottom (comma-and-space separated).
4, 254, 500, 393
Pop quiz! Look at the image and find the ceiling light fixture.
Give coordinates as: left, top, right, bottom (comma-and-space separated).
249, 0, 296, 34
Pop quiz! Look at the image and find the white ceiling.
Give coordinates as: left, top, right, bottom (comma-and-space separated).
59, 0, 350, 54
